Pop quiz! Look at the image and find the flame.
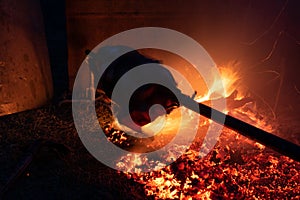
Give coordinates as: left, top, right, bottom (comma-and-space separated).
113, 62, 281, 199
195, 61, 243, 104
115, 62, 244, 140
217, 65, 241, 97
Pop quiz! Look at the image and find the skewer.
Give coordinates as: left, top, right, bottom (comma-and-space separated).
180, 94, 300, 162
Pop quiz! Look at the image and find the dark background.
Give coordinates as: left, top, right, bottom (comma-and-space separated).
1, 1, 299, 199
40, 0, 300, 131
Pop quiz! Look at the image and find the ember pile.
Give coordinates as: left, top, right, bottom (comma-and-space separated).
0, 63, 299, 199
116, 129, 300, 199
112, 104, 299, 199
100, 64, 300, 199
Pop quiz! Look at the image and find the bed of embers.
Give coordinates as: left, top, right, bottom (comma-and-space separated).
0, 70, 300, 199
1, 86, 299, 200
105, 88, 300, 199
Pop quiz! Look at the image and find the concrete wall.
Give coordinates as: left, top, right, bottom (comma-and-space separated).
66, 0, 300, 123
66, 0, 246, 90
40, 0, 69, 101
0, 0, 53, 116
66, 0, 298, 88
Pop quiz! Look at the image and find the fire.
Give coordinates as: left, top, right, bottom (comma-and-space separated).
217, 64, 242, 98
107, 62, 298, 199
195, 61, 243, 103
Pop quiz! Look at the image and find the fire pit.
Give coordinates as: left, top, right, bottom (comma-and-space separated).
97, 60, 300, 199
1, 1, 300, 199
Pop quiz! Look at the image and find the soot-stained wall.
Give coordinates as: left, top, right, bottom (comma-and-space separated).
0, 0, 53, 116
66, 0, 300, 131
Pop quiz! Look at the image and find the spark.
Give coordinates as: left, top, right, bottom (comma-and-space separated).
244, 88, 277, 119
285, 32, 300, 46
242, 0, 289, 46
258, 70, 281, 86
295, 85, 300, 95
273, 61, 285, 113
261, 31, 284, 63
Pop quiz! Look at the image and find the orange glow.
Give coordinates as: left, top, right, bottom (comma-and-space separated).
115, 62, 280, 199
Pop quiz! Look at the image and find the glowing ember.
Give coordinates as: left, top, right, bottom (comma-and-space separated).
100, 62, 299, 199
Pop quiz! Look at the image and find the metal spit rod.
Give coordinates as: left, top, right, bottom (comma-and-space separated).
180, 94, 300, 162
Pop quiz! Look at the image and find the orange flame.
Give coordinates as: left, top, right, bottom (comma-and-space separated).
115, 62, 278, 199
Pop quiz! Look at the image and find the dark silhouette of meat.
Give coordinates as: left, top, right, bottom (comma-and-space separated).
92, 46, 181, 129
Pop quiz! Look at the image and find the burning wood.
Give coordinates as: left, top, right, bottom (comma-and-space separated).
179, 93, 300, 162
112, 94, 300, 199
93, 59, 300, 199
